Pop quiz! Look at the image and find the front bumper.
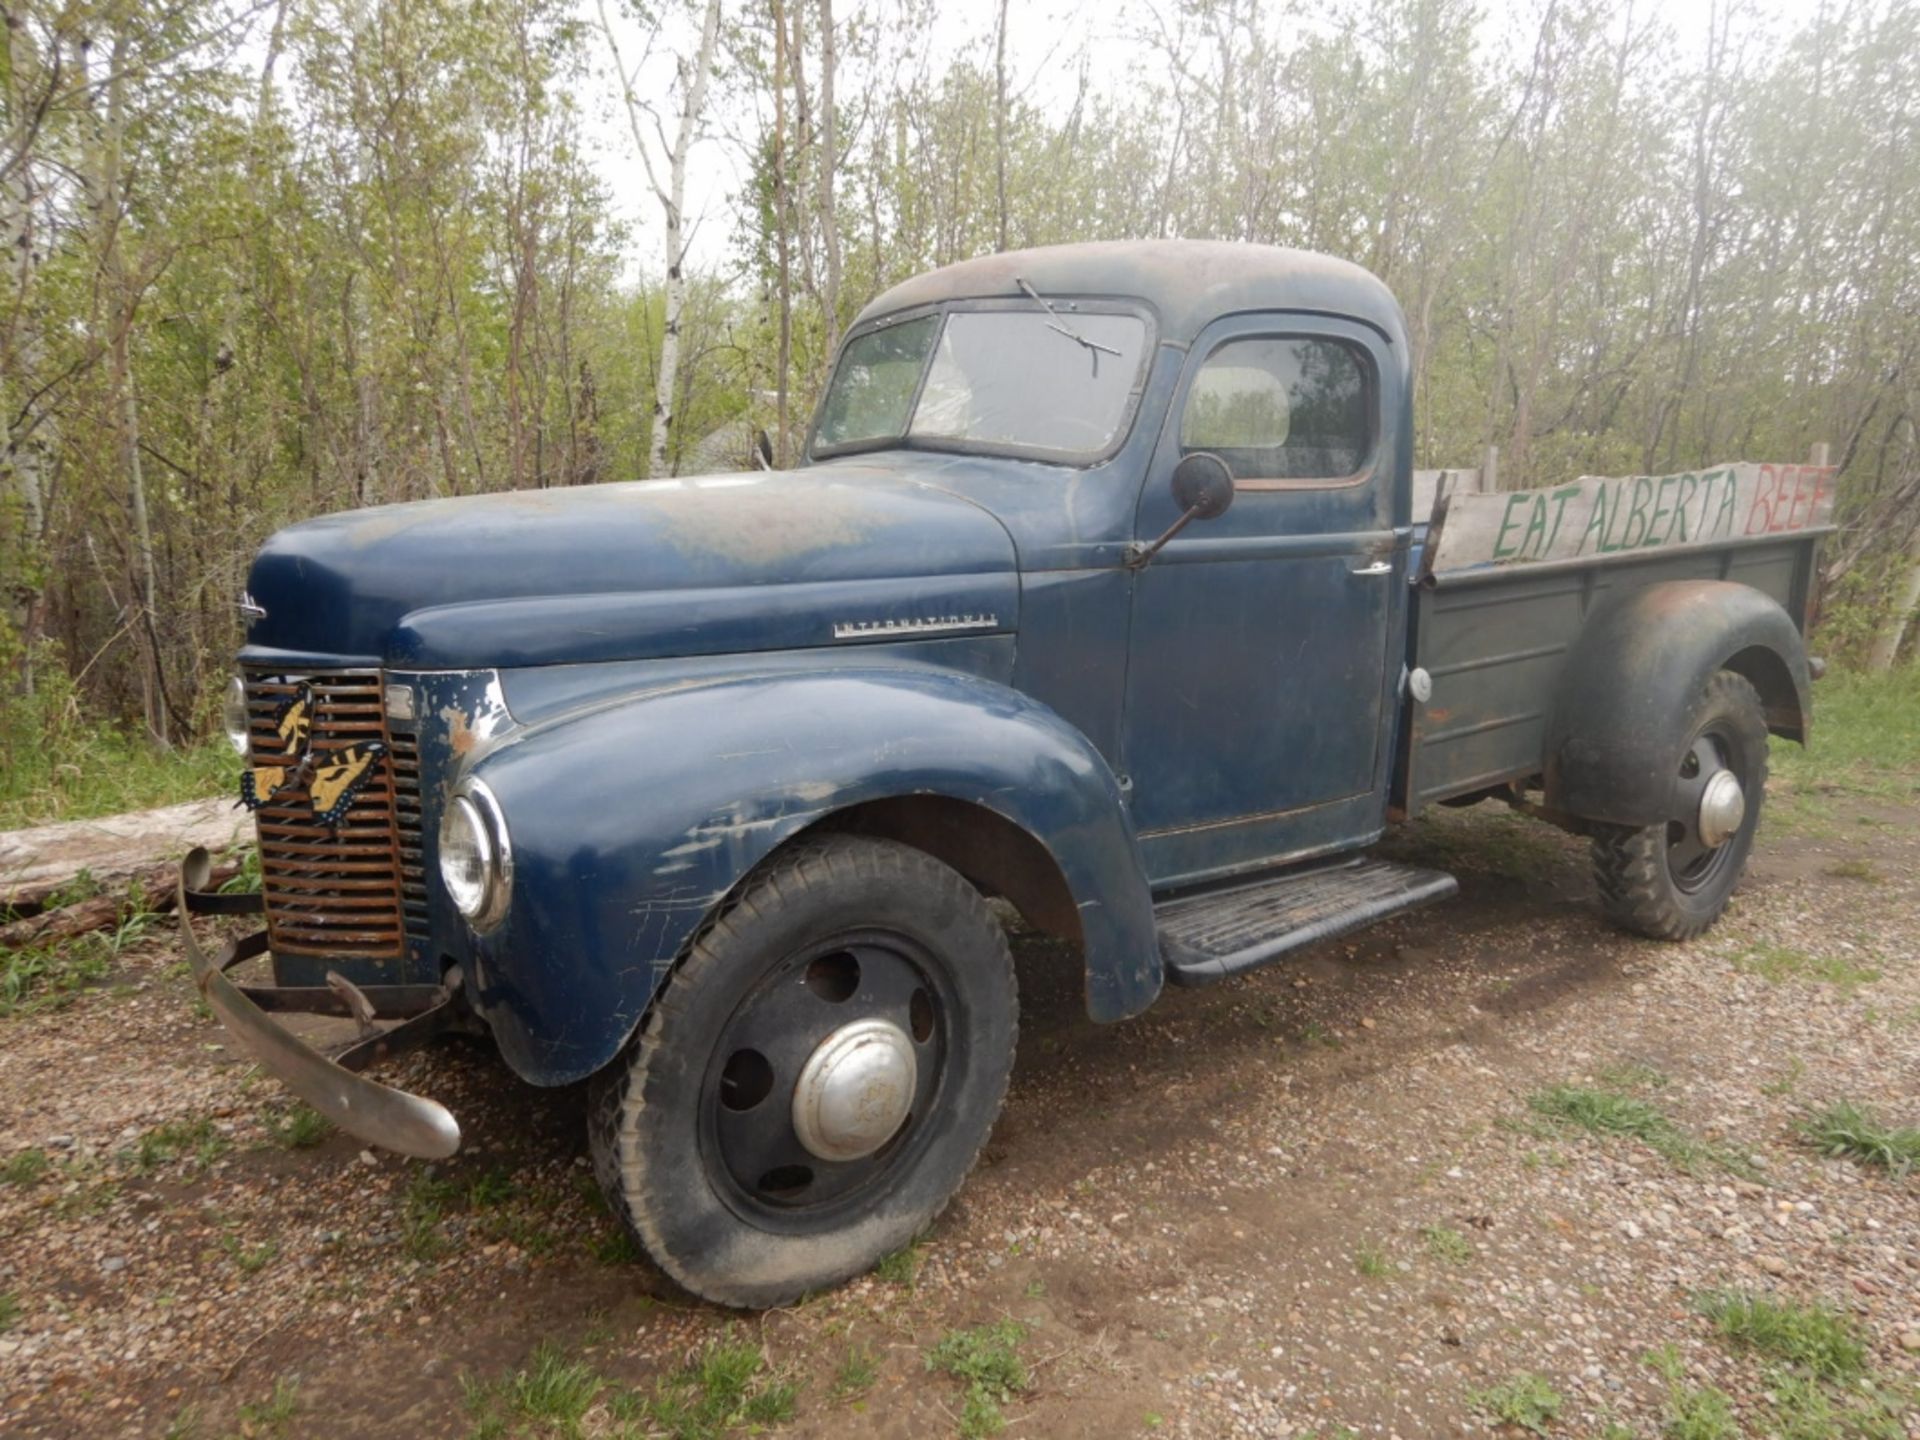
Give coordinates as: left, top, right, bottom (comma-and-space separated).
178, 854, 463, 1159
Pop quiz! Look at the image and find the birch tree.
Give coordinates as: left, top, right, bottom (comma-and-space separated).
598, 0, 725, 478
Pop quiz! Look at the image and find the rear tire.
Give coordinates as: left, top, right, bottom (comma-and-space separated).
1591, 670, 1768, 940
588, 834, 1016, 1308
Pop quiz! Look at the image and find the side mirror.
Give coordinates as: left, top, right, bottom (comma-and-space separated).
1127, 452, 1235, 569
1171, 452, 1235, 520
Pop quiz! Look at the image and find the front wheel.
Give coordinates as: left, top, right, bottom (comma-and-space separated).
588, 834, 1017, 1308
1590, 669, 1769, 941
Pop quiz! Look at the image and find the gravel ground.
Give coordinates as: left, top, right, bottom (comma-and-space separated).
1, 792, 1917, 1439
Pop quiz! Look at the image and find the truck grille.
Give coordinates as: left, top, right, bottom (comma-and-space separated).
244, 668, 416, 961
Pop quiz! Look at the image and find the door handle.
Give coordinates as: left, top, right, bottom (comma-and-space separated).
1350, 560, 1393, 576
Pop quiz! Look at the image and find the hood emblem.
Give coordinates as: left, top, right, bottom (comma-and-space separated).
832, 613, 999, 641
238, 591, 268, 621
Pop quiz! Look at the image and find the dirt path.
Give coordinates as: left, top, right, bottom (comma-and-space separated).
2, 799, 1917, 1439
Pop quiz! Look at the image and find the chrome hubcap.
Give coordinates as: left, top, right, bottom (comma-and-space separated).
791, 1018, 917, 1162
1697, 769, 1746, 848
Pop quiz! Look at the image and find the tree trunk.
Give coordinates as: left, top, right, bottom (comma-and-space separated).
1, 7, 49, 688
817, 0, 841, 360
1868, 524, 1920, 672
772, 0, 792, 467
649, 0, 723, 480
993, 0, 1009, 253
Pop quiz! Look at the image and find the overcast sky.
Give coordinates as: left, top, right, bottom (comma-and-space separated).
578, 0, 1840, 279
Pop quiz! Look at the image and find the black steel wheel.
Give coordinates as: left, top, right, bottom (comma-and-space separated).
589, 834, 1016, 1308
1592, 670, 1769, 940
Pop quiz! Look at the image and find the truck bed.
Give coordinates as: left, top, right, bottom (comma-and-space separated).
1392, 466, 1830, 817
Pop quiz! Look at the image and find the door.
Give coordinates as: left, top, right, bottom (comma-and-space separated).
1120, 315, 1407, 886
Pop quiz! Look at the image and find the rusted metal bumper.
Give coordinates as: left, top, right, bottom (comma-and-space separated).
177, 851, 462, 1160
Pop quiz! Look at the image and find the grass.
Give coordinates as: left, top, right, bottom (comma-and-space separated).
463, 1331, 794, 1440
1771, 666, 1920, 803
0, 1291, 18, 1333
2, 1147, 51, 1186
237, 1378, 301, 1435
829, 1343, 878, 1402
0, 706, 233, 829
1822, 857, 1882, 883
1, 887, 166, 1017
1, 933, 117, 1016
620, 1333, 795, 1437
1800, 1101, 1920, 1177
926, 1319, 1030, 1438
873, 1236, 926, 1286
1467, 1373, 1562, 1434
1695, 1290, 1866, 1381
1353, 1242, 1394, 1277
1734, 942, 1880, 992
221, 1234, 278, 1274
1527, 1084, 1754, 1177
263, 1104, 332, 1150
590, 1224, 645, 1266
128, 1117, 230, 1174
401, 1172, 463, 1261
1420, 1225, 1472, 1264
1663, 1383, 1739, 1440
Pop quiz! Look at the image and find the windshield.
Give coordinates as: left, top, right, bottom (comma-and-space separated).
813, 307, 1149, 458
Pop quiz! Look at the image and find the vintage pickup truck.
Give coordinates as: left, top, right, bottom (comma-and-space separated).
180, 240, 1834, 1307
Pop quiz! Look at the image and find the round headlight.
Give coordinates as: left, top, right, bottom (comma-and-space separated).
222, 676, 251, 756
438, 783, 511, 929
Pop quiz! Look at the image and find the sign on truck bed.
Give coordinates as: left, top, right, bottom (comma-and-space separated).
1424, 462, 1838, 578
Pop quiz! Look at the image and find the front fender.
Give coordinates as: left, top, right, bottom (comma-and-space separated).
1543, 580, 1811, 827
466, 667, 1159, 1085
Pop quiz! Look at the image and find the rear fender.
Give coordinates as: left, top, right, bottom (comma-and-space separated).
465, 667, 1159, 1085
1543, 580, 1810, 827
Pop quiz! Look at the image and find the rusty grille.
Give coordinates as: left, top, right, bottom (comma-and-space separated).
244, 668, 407, 961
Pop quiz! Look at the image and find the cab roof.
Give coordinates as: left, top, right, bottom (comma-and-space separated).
851, 239, 1406, 348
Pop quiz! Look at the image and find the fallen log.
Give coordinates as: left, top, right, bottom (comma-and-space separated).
0, 857, 244, 950
1, 796, 248, 913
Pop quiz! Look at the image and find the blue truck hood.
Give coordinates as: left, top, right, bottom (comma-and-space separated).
242, 467, 1019, 667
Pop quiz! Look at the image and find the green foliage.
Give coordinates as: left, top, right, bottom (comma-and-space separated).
1353, 1242, 1394, 1277
0, 650, 233, 825
1468, 1373, 1562, 1433
1662, 1384, 1739, 1440
1800, 1101, 1920, 1177
1, 933, 117, 1016
127, 1117, 229, 1174
0, 1291, 18, 1333
237, 1378, 301, 1435
926, 1320, 1030, 1437
1419, 1225, 1472, 1264
603, 1332, 795, 1439
1734, 944, 1880, 992
1695, 1290, 1867, 1381
401, 1171, 463, 1262
221, 1235, 278, 1274
2, 1148, 51, 1186
1527, 1085, 1754, 1177
873, 1237, 926, 1286
1771, 666, 1920, 804
829, 1344, 878, 1401
262, 1104, 332, 1151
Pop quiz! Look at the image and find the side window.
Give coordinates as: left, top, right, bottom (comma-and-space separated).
1180, 337, 1372, 484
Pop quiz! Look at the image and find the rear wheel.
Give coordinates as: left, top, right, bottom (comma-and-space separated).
588, 835, 1016, 1308
1591, 670, 1768, 940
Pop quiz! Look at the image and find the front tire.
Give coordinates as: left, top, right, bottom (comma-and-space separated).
1591, 669, 1769, 940
588, 835, 1017, 1308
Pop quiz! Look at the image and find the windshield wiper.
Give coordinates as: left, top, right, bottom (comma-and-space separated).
1016, 277, 1122, 373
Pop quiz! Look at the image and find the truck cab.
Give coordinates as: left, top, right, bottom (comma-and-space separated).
184, 240, 1827, 1307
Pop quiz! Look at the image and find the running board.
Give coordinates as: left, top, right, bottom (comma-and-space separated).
1157, 857, 1458, 987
